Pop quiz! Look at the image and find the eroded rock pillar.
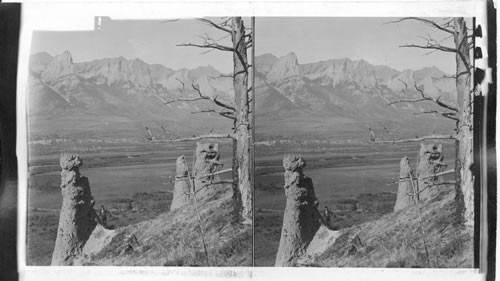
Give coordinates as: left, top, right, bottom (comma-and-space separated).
417, 143, 445, 201
170, 155, 191, 211
51, 153, 97, 265
394, 156, 414, 211
275, 154, 321, 267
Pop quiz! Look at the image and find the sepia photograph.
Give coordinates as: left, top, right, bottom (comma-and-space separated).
254, 17, 479, 267
25, 17, 253, 266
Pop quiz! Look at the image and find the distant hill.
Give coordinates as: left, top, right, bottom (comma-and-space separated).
254, 52, 457, 139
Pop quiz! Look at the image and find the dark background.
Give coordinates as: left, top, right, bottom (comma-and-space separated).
0, 3, 20, 281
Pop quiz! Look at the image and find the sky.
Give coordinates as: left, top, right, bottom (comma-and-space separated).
31, 17, 460, 74
31, 17, 235, 72
256, 17, 458, 74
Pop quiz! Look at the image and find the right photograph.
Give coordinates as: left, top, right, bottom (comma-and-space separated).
254, 17, 476, 267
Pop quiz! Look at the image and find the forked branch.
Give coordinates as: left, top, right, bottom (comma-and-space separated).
191, 109, 236, 120
163, 82, 236, 112
386, 17, 454, 34
414, 110, 458, 121
388, 81, 458, 112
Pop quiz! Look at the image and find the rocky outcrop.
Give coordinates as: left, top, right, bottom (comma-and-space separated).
41, 51, 74, 82
275, 154, 322, 267
170, 155, 191, 211
267, 52, 300, 83
51, 153, 97, 265
417, 143, 445, 201
394, 156, 414, 211
193, 143, 221, 200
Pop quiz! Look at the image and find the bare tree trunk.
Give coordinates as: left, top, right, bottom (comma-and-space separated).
232, 17, 252, 223
454, 18, 474, 225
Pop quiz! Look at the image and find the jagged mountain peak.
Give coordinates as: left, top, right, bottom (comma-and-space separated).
255, 51, 457, 123
267, 52, 300, 82
40, 51, 74, 82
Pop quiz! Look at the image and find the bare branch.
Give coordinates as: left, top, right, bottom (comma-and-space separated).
400, 43, 457, 53
422, 169, 455, 179
435, 70, 470, 80
178, 42, 234, 53
174, 168, 233, 183
373, 134, 457, 144
414, 110, 459, 121
388, 81, 458, 112
163, 96, 205, 105
386, 17, 454, 34
191, 83, 236, 111
196, 18, 232, 33
393, 169, 455, 184
149, 133, 234, 143
191, 109, 236, 120
162, 82, 235, 112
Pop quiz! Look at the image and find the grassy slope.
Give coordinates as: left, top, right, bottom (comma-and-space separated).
75, 183, 252, 266
301, 185, 473, 268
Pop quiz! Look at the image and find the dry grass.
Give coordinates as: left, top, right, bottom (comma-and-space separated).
304, 185, 473, 268
75, 183, 252, 266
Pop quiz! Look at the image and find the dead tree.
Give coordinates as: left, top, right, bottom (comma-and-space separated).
152, 17, 253, 223
385, 17, 475, 225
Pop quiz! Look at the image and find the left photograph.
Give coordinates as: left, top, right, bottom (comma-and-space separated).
26, 17, 253, 266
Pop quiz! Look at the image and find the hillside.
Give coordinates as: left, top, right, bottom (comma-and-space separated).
73, 183, 251, 266
298, 183, 472, 267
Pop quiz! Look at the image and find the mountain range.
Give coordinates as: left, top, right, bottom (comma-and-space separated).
28, 51, 457, 140
28, 51, 234, 139
254, 52, 456, 137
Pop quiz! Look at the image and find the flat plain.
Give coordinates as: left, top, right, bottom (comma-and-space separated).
27, 141, 233, 265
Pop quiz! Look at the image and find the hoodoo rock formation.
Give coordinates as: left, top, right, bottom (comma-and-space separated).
275, 154, 322, 267
170, 155, 191, 211
193, 143, 221, 200
394, 156, 414, 211
51, 153, 97, 265
417, 143, 445, 201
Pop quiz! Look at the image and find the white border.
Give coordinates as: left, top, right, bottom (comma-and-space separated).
16, 1, 489, 281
